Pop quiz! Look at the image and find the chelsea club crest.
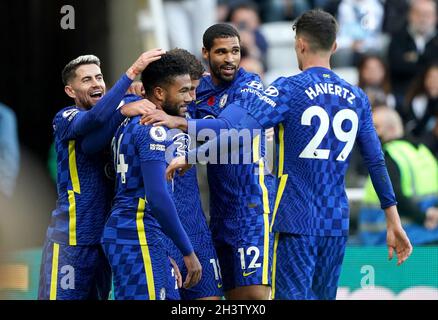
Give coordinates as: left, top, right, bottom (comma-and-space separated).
219, 94, 228, 108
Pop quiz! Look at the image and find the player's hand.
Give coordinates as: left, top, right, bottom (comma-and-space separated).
182, 252, 202, 289
169, 257, 183, 289
120, 99, 156, 117
127, 48, 165, 79
387, 224, 413, 266
127, 81, 145, 97
166, 156, 191, 180
140, 110, 188, 131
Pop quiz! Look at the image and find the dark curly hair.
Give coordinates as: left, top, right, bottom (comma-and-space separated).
141, 53, 190, 96
167, 48, 204, 80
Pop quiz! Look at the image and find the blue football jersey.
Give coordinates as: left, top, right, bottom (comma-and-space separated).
170, 114, 210, 236
102, 116, 175, 246
47, 107, 114, 245
190, 68, 276, 219
241, 67, 381, 237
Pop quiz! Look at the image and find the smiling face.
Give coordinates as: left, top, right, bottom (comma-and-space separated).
203, 36, 241, 85
161, 74, 193, 117
64, 64, 106, 109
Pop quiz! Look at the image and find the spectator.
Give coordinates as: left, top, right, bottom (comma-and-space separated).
262, 0, 311, 22
382, 0, 410, 35
163, 0, 217, 56
312, 0, 342, 17
359, 106, 438, 245
357, 54, 396, 109
0, 103, 19, 198
334, 0, 386, 67
239, 46, 265, 81
227, 1, 269, 71
387, 0, 438, 108
404, 62, 438, 138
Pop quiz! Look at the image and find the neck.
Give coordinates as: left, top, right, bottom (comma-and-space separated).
300, 53, 331, 71
146, 96, 163, 110
210, 74, 222, 86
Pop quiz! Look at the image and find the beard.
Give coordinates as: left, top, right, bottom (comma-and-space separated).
162, 100, 184, 117
209, 60, 238, 84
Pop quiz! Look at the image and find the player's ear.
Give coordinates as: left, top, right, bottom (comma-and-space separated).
331, 41, 338, 54
64, 85, 76, 99
153, 86, 165, 102
202, 47, 209, 61
297, 38, 305, 54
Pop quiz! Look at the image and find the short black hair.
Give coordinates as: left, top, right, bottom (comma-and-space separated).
293, 9, 338, 52
167, 48, 204, 80
203, 23, 241, 51
62, 54, 101, 85
141, 53, 190, 96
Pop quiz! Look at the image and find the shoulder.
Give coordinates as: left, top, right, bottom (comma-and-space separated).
121, 94, 143, 105
54, 106, 81, 123
134, 123, 169, 144
237, 68, 261, 85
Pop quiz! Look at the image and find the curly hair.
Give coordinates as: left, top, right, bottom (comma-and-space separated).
141, 53, 190, 96
167, 48, 204, 80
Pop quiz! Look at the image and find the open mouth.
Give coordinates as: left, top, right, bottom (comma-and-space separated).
221, 65, 236, 76
89, 90, 103, 99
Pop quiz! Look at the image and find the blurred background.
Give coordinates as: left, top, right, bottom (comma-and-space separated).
0, 0, 437, 299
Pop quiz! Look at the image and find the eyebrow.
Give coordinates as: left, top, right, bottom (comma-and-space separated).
180, 85, 191, 91
215, 46, 240, 52
81, 73, 103, 81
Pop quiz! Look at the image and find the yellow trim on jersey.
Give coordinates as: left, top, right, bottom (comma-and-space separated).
68, 141, 81, 194
253, 135, 271, 284
67, 190, 77, 246
270, 124, 288, 231
68, 140, 80, 245
50, 243, 60, 300
136, 198, 156, 300
252, 135, 271, 214
271, 232, 280, 300
262, 210, 270, 285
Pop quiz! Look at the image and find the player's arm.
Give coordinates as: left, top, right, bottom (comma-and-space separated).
356, 97, 412, 265
62, 49, 165, 139
81, 95, 156, 154
188, 78, 290, 161
141, 160, 202, 288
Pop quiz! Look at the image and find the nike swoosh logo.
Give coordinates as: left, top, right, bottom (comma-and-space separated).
218, 283, 223, 289
243, 270, 257, 277
195, 100, 203, 105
